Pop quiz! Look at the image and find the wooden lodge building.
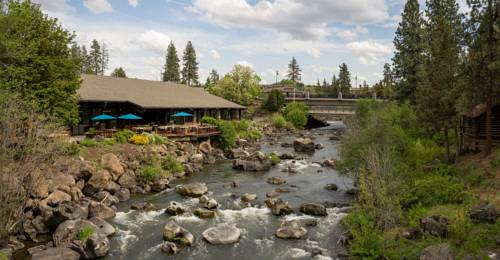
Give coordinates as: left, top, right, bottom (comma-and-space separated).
461, 102, 500, 151
73, 74, 245, 135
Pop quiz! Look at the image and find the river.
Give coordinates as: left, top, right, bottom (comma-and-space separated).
107, 123, 354, 260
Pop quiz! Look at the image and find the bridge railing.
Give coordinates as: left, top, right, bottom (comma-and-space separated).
309, 105, 356, 114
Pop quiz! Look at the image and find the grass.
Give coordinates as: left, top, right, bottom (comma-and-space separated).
161, 154, 184, 174
80, 138, 98, 147
269, 153, 280, 165
75, 226, 94, 241
61, 142, 82, 156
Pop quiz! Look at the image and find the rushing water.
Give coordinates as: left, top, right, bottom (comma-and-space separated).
107, 123, 354, 260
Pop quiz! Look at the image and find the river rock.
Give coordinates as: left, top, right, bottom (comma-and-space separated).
229, 148, 250, 159
323, 159, 337, 168
202, 223, 241, 244
266, 190, 280, 198
89, 201, 115, 220
194, 208, 216, 219
233, 152, 273, 171
300, 203, 327, 216
420, 216, 449, 237
115, 188, 130, 202
53, 219, 110, 258
104, 181, 121, 194
89, 217, 116, 237
275, 220, 307, 239
266, 198, 293, 216
131, 202, 158, 211
48, 201, 89, 227
165, 201, 187, 215
163, 221, 194, 246
41, 190, 71, 207
29, 247, 80, 260
267, 176, 286, 185
199, 195, 218, 209
92, 191, 119, 206
118, 171, 137, 189
419, 243, 454, 260
293, 138, 315, 153
470, 201, 497, 224
151, 177, 169, 192
315, 143, 324, 150
280, 153, 295, 160
101, 153, 124, 180
161, 241, 179, 255
241, 193, 257, 202
175, 182, 208, 197
83, 169, 112, 196
190, 153, 204, 164
324, 183, 338, 191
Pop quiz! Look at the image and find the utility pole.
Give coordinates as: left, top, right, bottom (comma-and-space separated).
275, 70, 279, 86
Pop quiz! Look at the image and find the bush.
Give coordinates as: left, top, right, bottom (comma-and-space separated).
62, 142, 81, 156
342, 209, 384, 258
274, 115, 286, 129
269, 153, 280, 165
404, 175, 467, 207
80, 138, 98, 147
283, 102, 309, 129
217, 121, 237, 150
75, 227, 94, 241
148, 133, 168, 145
115, 129, 135, 143
262, 89, 285, 112
161, 155, 184, 174
129, 134, 149, 145
102, 138, 116, 146
139, 165, 162, 183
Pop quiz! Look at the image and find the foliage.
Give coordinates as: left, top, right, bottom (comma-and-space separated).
83, 39, 108, 75
202, 116, 262, 150
181, 41, 199, 86
262, 89, 285, 112
111, 67, 126, 78
206, 64, 262, 106
338, 63, 351, 95
102, 138, 116, 146
274, 115, 286, 129
287, 57, 301, 83
139, 165, 162, 183
62, 142, 82, 156
0, 251, 7, 260
148, 133, 168, 145
161, 154, 184, 174
283, 102, 309, 129
404, 175, 467, 207
115, 129, 135, 144
0, 0, 81, 125
342, 209, 384, 258
128, 134, 149, 145
80, 138, 98, 147
75, 226, 94, 241
269, 153, 280, 165
163, 41, 180, 83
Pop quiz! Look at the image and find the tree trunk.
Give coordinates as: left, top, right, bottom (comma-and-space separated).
484, 96, 493, 155
444, 126, 451, 163
454, 124, 460, 164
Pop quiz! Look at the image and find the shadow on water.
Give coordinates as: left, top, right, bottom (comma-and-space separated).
107, 123, 353, 260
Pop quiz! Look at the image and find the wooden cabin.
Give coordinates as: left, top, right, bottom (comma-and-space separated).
73, 74, 245, 135
461, 103, 500, 151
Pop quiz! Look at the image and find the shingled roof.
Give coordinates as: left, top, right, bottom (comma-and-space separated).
78, 74, 245, 109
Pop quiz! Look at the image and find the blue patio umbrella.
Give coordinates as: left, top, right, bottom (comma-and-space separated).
118, 113, 142, 120
91, 113, 116, 120
172, 111, 193, 117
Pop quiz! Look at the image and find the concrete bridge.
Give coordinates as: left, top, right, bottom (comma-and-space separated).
284, 97, 360, 121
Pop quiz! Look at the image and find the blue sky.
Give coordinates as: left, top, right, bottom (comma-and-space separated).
34, 0, 468, 85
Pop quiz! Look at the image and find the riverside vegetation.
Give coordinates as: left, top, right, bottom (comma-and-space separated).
340, 100, 499, 259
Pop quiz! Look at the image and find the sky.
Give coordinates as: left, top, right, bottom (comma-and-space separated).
32, 0, 468, 85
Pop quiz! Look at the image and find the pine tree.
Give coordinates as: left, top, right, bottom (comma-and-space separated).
463, 0, 500, 155
392, 0, 426, 104
181, 41, 199, 86
316, 80, 321, 87
80, 45, 91, 74
111, 67, 126, 78
322, 78, 328, 88
331, 74, 339, 96
209, 69, 219, 83
162, 41, 180, 82
287, 57, 301, 83
382, 63, 395, 98
338, 63, 351, 95
100, 42, 108, 75
88, 40, 103, 75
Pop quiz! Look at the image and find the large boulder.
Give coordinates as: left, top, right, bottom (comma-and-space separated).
101, 153, 124, 180
419, 244, 454, 260
266, 198, 293, 216
470, 201, 497, 224
233, 152, 272, 172
228, 148, 250, 159
267, 176, 286, 185
83, 170, 112, 196
202, 224, 241, 245
175, 182, 208, 197
293, 138, 315, 153
130, 202, 158, 211
115, 188, 130, 202
199, 140, 213, 155
29, 247, 80, 260
117, 171, 137, 189
194, 208, 216, 219
41, 190, 71, 207
299, 203, 327, 216
241, 193, 257, 202
190, 153, 204, 164
160, 241, 179, 255
151, 177, 169, 192
89, 217, 116, 237
48, 201, 89, 228
92, 191, 119, 207
275, 220, 307, 239
199, 195, 218, 210
89, 201, 115, 220
420, 216, 449, 237
165, 201, 187, 216
53, 219, 110, 259
163, 221, 194, 246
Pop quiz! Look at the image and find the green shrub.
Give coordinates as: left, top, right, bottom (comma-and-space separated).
140, 165, 162, 183
102, 138, 116, 146
115, 129, 135, 143
148, 133, 168, 145
283, 102, 309, 129
0, 251, 8, 260
269, 153, 280, 165
404, 175, 467, 208
274, 115, 286, 129
342, 209, 384, 258
62, 142, 81, 156
161, 155, 184, 174
80, 138, 98, 147
262, 89, 285, 112
76, 226, 94, 241
239, 129, 262, 141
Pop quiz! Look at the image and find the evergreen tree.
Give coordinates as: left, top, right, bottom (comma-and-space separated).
100, 42, 108, 75
287, 57, 301, 83
181, 41, 199, 86
322, 78, 328, 88
209, 69, 219, 83
162, 41, 180, 82
382, 63, 395, 98
80, 45, 91, 74
392, 0, 426, 104
331, 74, 339, 96
316, 80, 321, 87
111, 67, 126, 78
338, 63, 351, 95
0, 0, 81, 124
463, 0, 500, 155
87, 39, 108, 75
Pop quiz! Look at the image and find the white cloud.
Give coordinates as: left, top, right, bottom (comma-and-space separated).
335, 26, 368, 40
83, 0, 113, 14
210, 50, 221, 59
312, 65, 336, 74
128, 0, 140, 7
236, 60, 253, 69
346, 41, 392, 64
33, 0, 73, 14
190, 0, 389, 40
135, 30, 171, 54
